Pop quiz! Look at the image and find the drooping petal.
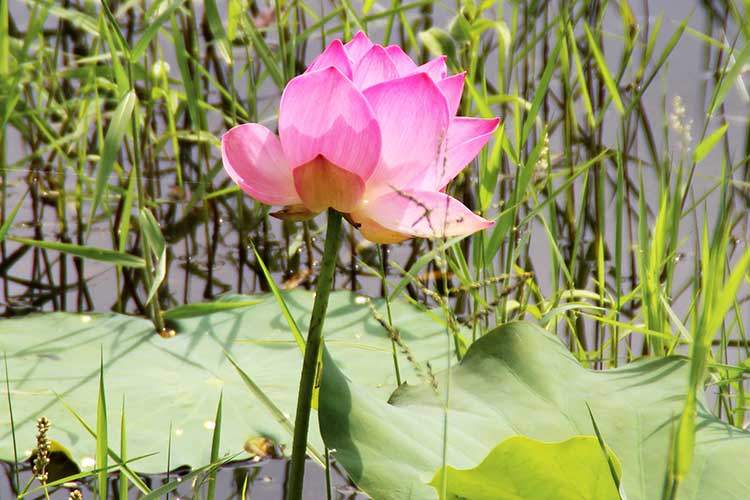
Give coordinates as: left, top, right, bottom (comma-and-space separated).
344, 31, 374, 65
353, 45, 399, 89
221, 123, 300, 206
352, 189, 494, 240
437, 72, 466, 116
305, 39, 353, 79
355, 215, 410, 244
362, 72, 449, 198
385, 45, 417, 75
279, 66, 381, 184
292, 155, 366, 213
414, 56, 448, 82
437, 117, 500, 189
270, 204, 318, 221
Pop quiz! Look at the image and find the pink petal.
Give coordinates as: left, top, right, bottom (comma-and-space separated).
437, 117, 500, 189
353, 45, 399, 89
279, 66, 381, 182
385, 45, 417, 75
414, 56, 448, 82
292, 155, 365, 213
437, 72, 466, 116
353, 189, 493, 240
344, 31, 374, 65
305, 39, 353, 79
362, 72, 449, 198
221, 123, 300, 206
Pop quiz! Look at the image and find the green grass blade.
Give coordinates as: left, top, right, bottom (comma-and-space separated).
138, 208, 167, 304
708, 42, 750, 116
166, 421, 173, 500
0, 0, 8, 77
100, 0, 131, 59
96, 355, 108, 499
389, 236, 466, 301
20, 454, 157, 497
625, 16, 688, 116
119, 398, 128, 500
583, 24, 624, 114
56, 396, 151, 494
170, 12, 204, 129
484, 129, 549, 259
693, 123, 728, 163
202, 0, 231, 64
225, 352, 325, 464
226, 352, 295, 436
251, 241, 306, 352
88, 90, 137, 230
27, 0, 97, 34
139, 455, 237, 500
3, 354, 19, 492
8, 237, 145, 268
131, 0, 184, 61
0, 188, 27, 242
565, 22, 595, 128
162, 299, 262, 320
706, 249, 750, 335
117, 170, 137, 253
98, 11, 130, 95
520, 36, 562, 145
245, 18, 285, 89
206, 392, 223, 500
585, 403, 624, 499
479, 124, 504, 211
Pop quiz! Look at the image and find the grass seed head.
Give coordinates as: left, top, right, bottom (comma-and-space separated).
32, 416, 51, 485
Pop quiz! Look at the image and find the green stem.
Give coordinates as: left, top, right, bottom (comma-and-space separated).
378, 244, 401, 386
286, 209, 343, 500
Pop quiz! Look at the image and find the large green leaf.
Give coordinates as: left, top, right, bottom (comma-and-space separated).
320, 322, 750, 500
429, 436, 621, 500
0, 291, 452, 473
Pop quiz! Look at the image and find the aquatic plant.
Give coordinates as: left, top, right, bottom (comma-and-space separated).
222, 31, 498, 499
2, 1, 750, 499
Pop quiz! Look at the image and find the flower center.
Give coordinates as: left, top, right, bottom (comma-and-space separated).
292, 155, 365, 213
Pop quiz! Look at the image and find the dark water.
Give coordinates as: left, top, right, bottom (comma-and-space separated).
3, 458, 364, 499
1, 0, 746, 318
4, 0, 743, 314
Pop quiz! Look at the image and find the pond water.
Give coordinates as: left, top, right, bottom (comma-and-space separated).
1, 0, 749, 497
3, 458, 364, 499
3, 0, 745, 317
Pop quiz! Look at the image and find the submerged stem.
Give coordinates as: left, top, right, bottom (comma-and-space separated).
286, 208, 343, 500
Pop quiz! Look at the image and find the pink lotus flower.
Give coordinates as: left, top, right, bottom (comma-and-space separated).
222, 31, 499, 243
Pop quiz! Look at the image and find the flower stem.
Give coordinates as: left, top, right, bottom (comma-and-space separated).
286, 208, 343, 500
